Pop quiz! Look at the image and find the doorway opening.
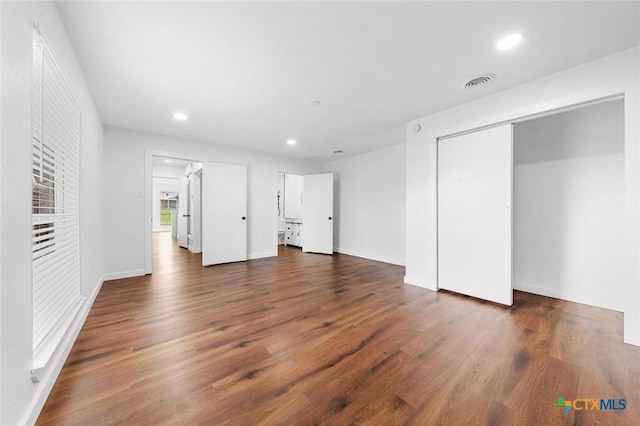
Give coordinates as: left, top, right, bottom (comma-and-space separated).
273, 171, 335, 256
276, 171, 286, 249
274, 171, 304, 256
151, 155, 203, 273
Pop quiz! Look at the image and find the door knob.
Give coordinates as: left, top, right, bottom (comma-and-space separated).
242, 216, 246, 220
182, 214, 190, 217
328, 217, 333, 220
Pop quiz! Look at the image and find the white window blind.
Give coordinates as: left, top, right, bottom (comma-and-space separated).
32, 27, 83, 371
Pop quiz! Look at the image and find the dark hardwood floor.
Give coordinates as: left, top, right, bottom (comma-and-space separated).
38, 232, 640, 425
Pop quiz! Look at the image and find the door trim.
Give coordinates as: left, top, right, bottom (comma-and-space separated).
437, 94, 623, 142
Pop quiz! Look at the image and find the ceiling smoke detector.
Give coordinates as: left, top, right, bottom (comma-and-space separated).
464, 74, 495, 89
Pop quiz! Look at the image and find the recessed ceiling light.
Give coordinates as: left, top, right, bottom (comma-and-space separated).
497, 33, 523, 51
164, 159, 172, 163
310, 100, 321, 107
173, 112, 188, 121
286, 139, 297, 146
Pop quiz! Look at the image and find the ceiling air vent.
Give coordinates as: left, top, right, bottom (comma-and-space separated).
464, 74, 495, 88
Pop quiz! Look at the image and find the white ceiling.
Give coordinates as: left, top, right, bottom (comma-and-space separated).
56, 1, 640, 161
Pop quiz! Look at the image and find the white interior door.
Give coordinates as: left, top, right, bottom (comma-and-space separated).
178, 177, 188, 248
188, 170, 202, 253
438, 124, 513, 306
202, 162, 247, 266
303, 173, 333, 254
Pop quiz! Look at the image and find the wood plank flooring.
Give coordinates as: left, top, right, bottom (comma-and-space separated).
38, 232, 640, 425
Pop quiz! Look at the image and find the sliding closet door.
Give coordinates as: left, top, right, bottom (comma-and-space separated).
201, 162, 247, 266
438, 124, 513, 306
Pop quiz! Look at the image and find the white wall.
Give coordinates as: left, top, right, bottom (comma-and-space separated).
324, 143, 406, 266
513, 100, 625, 311
1, 2, 104, 424
152, 178, 179, 232
103, 126, 323, 278
152, 164, 185, 179
405, 46, 640, 345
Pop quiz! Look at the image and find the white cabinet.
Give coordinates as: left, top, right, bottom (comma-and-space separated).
284, 174, 304, 220
285, 221, 303, 247
284, 174, 304, 247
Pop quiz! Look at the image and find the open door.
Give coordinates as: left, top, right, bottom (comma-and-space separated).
187, 170, 202, 253
202, 162, 247, 266
302, 173, 333, 254
438, 124, 513, 306
178, 177, 188, 248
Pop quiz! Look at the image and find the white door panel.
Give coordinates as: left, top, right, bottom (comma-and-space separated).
438, 124, 513, 306
178, 177, 188, 248
202, 162, 247, 266
188, 171, 202, 253
303, 173, 333, 254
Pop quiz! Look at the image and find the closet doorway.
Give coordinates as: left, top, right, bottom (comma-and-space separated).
437, 97, 625, 312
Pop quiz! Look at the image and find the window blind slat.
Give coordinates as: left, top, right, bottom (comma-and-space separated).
33, 266, 76, 309
33, 240, 79, 269
34, 269, 77, 312
33, 237, 79, 265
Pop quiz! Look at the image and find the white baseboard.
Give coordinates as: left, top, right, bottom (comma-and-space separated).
248, 251, 276, 260
24, 275, 105, 426
404, 275, 437, 291
334, 247, 405, 266
103, 269, 146, 281
513, 280, 622, 312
